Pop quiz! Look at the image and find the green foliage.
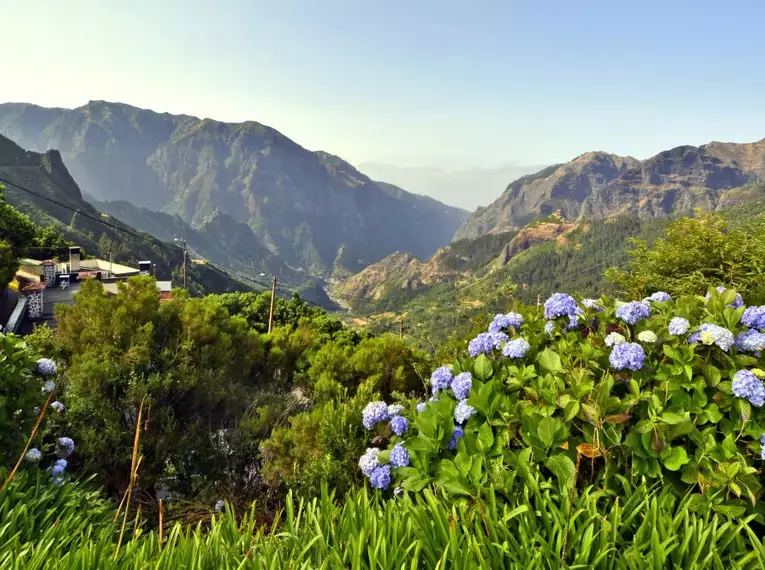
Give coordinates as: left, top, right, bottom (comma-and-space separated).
2, 480, 764, 568
0, 334, 45, 465
0, 184, 37, 288
379, 290, 765, 518
211, 290, 325, 333
607, 211, 765, 304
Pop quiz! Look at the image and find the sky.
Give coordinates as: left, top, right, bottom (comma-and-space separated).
2, 0, 765, 174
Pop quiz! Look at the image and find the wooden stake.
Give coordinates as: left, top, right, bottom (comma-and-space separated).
267, 276, 277, 333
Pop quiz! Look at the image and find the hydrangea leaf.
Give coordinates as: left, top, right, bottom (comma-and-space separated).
662, 446, 689, 471
545, 454, 576, 489
537, 416, 559, 449
538, 348, 564, 374
473, 354, 493, 381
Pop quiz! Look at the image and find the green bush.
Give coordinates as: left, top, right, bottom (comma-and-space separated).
366, 288, 765, 517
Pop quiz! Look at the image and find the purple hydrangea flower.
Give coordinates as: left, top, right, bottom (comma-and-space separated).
369, 465, 391, 490
741, 306, 765, 331
698, 323, 735, 352
544, 293, 578, 319
451, 372, 472, 401
430, 366, 453, 395
362, 401, 390, 430
387, 404, 404, 416
687, 332, 701, 344
732, 370, 765, 407
567, 315, 580, 330
544, 321, 555, 335
706, 286, 744, 308
56, 437, 75, 457
359, 448, 380, 477
416, 401, 426, 413
468, 333, 495, 357
454, 401, 476, 424
490, 331, 509, 349
390, 415, 409, 436
502, 338, 530, 359
615, 301, 651, 325
736, 329, 765, 353
50, 401, 65, 413
448, 426, 465, 450
488, 312, 524, 333
214, 500, 225, 512
609, 342, 646, 372
36, 358, 57, 376
390, 442, 410, 468
50, 459, 67, 478
646, 292, 671, 303
581, 298, 604, 312
668, 317, 689, 336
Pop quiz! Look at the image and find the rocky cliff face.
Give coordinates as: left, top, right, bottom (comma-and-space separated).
0, 101, 469, 279
454, 140, 765, 241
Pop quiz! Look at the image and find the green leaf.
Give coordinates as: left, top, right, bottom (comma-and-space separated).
563, 401, 580, 422
537, 416, 559, 449
660, 411, 689, 425
473, 354, 494, 381
662, 447, 689, 471
538, 348, 563, 374
377, 450, 391, 464
545, 454, 576, 489
477, 423, 494, 452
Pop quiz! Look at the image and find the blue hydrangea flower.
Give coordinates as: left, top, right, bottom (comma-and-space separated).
214, 500, 225, 512
416, 401, 426, 413
369, 465, 391, 490
359, 448, 380, 477
760, 434, 765, 461
646, 291, 671, 303
687, 332, 701, 344
451, 372, 472, 401
698, 323, 735, 352
668, 317, 689, 336
706, 286, 744, 308
581, 298, 604, 312
605, 332, 626, 347
50, 401, 65, 413
36, 358, 57, 376
488, 312, 524, 333
732, 370, 765, 407
615, 301, 651, 325
390, 415, 409, 436
448, 426, 465, 450
50, 459, 67, 478
544, 321, 555, 335
741, 306, 765, 331
362, 401, 390, 430
430, 366, 453, 395
544, 293, 578, 319
387, 404, 404, 416
390, 442, 410, 468
57, 437, 75, 457
609, 342, 646, 372
26, 448, 42, 462
454, 401, 476, 424
502, 338, 530, 359
468, 333, 495, 357
736, 329, 765, 353
42, 380, 55, 394
567, 315, 580, 330
490, 331, 509, 349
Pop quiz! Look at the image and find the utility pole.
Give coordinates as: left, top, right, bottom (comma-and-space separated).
268, 276, 277, 333
182, 240, 187, 289
399, 317, 404, 339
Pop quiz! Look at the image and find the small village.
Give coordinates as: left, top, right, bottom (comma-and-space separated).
1, 246, 172, 334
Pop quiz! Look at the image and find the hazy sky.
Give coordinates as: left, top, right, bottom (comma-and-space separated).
2, 0, 765, 169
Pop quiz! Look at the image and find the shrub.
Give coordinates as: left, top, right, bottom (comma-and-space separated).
366, 288, 765, 516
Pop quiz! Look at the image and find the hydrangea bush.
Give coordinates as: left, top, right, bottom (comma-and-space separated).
359, 288, 765, 515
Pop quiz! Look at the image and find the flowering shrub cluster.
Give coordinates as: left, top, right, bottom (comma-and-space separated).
358, 287, 765, 515
0, 333, 73, 481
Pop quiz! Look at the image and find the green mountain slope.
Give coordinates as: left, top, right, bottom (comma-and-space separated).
0, 134, 248, 295
0, 101, 470, 279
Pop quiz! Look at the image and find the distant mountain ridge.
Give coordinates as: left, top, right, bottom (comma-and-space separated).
454, 140, 765, 240
0, 101, 470, 279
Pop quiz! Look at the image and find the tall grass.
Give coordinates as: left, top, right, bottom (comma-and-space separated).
1, 470, 763, 569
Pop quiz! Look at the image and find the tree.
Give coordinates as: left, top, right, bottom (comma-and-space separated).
605, 211, 765, 304
0, 184, 37, 289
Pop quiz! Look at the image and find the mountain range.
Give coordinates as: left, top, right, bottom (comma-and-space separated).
0, 101, 470, 281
